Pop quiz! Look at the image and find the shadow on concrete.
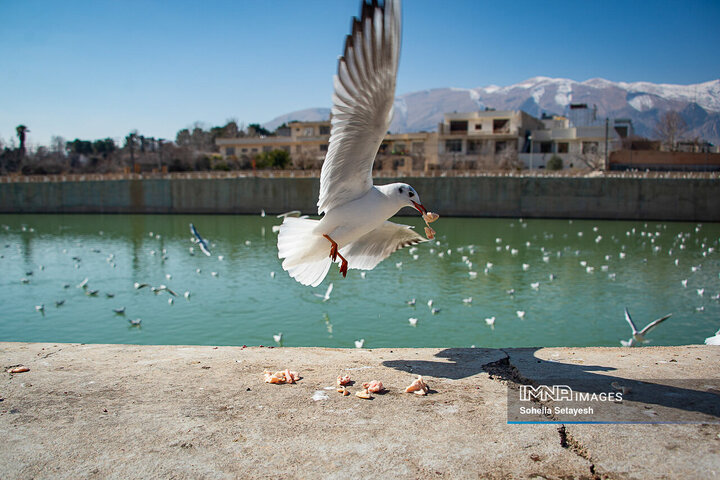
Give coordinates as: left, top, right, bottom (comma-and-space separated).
382, 348, 720, 420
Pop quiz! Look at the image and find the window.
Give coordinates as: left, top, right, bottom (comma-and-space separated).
467, 139, 482, 154
474, 123, 483, 130
411, 142, 424, 154
445, 139, 462, 153
540, 142, 552, 153
225, 147, 235, 156
557, 142, 569, 153
241, 148, 248, 153
582, 142, 598, 154
495, 141, 507, 153
450, 120, 468, 133
319, 125, 330, 135
493, 119, 510, 134
303, 127, 314, 137
379, 143, 389, 154
251, 148, 258, 153
319, 144, 328, 152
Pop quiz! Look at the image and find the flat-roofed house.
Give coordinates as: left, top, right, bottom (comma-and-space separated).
433, 110, 544, 170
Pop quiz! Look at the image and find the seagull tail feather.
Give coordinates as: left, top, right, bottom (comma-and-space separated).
277, 217, 332, 287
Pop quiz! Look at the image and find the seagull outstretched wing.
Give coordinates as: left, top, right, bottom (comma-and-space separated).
317, 0, 402, 214
639, 313, 672, 336
624, 307, 638, 335
314, 282, 334, 301
339, 221, 425, 271
190, 223, 211, 256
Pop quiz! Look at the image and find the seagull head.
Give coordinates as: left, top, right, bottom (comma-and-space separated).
388, 183, 426, 215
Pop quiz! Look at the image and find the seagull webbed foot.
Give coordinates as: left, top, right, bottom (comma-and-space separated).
339, 258, 348, 277
323, 234, 348, 278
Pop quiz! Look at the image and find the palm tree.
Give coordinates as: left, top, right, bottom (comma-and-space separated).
125, 131, 138, 172
16, 125, 29, 157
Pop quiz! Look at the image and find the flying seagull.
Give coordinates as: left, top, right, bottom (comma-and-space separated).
190, 223, 211, 256
620, 308, 672, 347
314, 283, 334, 302
277, 0, 431, 287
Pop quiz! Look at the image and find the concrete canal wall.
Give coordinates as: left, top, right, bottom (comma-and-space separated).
0, 175, 718, 221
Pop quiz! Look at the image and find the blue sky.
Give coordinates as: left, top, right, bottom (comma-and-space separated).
1, 0, 719, 147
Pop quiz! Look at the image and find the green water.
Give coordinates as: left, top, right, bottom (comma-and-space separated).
1, 214, 718, 348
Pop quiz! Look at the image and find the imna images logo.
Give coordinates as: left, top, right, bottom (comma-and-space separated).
519, 385, 622, 402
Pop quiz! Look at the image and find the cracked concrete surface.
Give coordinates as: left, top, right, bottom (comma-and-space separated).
1, 342, 719, 479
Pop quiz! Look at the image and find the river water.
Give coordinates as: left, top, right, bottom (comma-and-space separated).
1, 214, 718, 348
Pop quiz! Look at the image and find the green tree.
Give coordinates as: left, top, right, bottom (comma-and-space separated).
248, 123, 272, 136
66, 139, 93, 156
92, 138, 116, 158
176, 128, 191, 147
546, 155, 563, 170
255, 149, 291, 169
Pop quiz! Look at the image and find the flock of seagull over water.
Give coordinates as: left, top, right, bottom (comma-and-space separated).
2, 213, 719, 348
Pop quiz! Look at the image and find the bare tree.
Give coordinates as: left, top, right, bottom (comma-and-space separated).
496, 146, 522, 170
571, 151, 604, 170
654, 111, 686, 151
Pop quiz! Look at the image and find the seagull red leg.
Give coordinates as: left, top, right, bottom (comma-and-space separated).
323, 234, 349, 278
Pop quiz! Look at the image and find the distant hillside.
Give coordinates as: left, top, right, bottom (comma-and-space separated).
264, 77, 720, 144
263, 108, 330, 132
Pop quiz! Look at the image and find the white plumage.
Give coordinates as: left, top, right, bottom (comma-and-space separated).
620, 308, 672, 347
277, 0, 429, 287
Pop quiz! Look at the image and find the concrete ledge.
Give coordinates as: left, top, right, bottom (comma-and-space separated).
1, 343, 719, 479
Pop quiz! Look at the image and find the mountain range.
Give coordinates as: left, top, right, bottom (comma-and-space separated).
264, 77, 720, 145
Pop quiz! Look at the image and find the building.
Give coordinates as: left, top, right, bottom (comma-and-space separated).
215, 107, 637, 172
216, 120, 437, 172
431, 110, 544, 170
375, 131, 438, 173
216, 121, 331, 169
520, 105, 632, 169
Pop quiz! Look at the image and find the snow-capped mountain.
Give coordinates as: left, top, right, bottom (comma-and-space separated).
263, 108, 330, 132
264, 77, 720, 144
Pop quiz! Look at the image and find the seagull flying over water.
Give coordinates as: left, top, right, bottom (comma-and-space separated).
277, 0, 430, 287
189, 223, 211, 256
620, 307, 672, 347
313, 283, 334, 302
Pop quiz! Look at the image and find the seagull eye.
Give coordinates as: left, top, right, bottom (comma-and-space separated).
398, 187, 404, 194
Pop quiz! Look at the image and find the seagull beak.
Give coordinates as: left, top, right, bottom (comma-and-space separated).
411, 201, 427, 215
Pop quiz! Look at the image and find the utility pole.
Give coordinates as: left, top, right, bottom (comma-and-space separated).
529, 136, 534, 170
604, 118, 609, 170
